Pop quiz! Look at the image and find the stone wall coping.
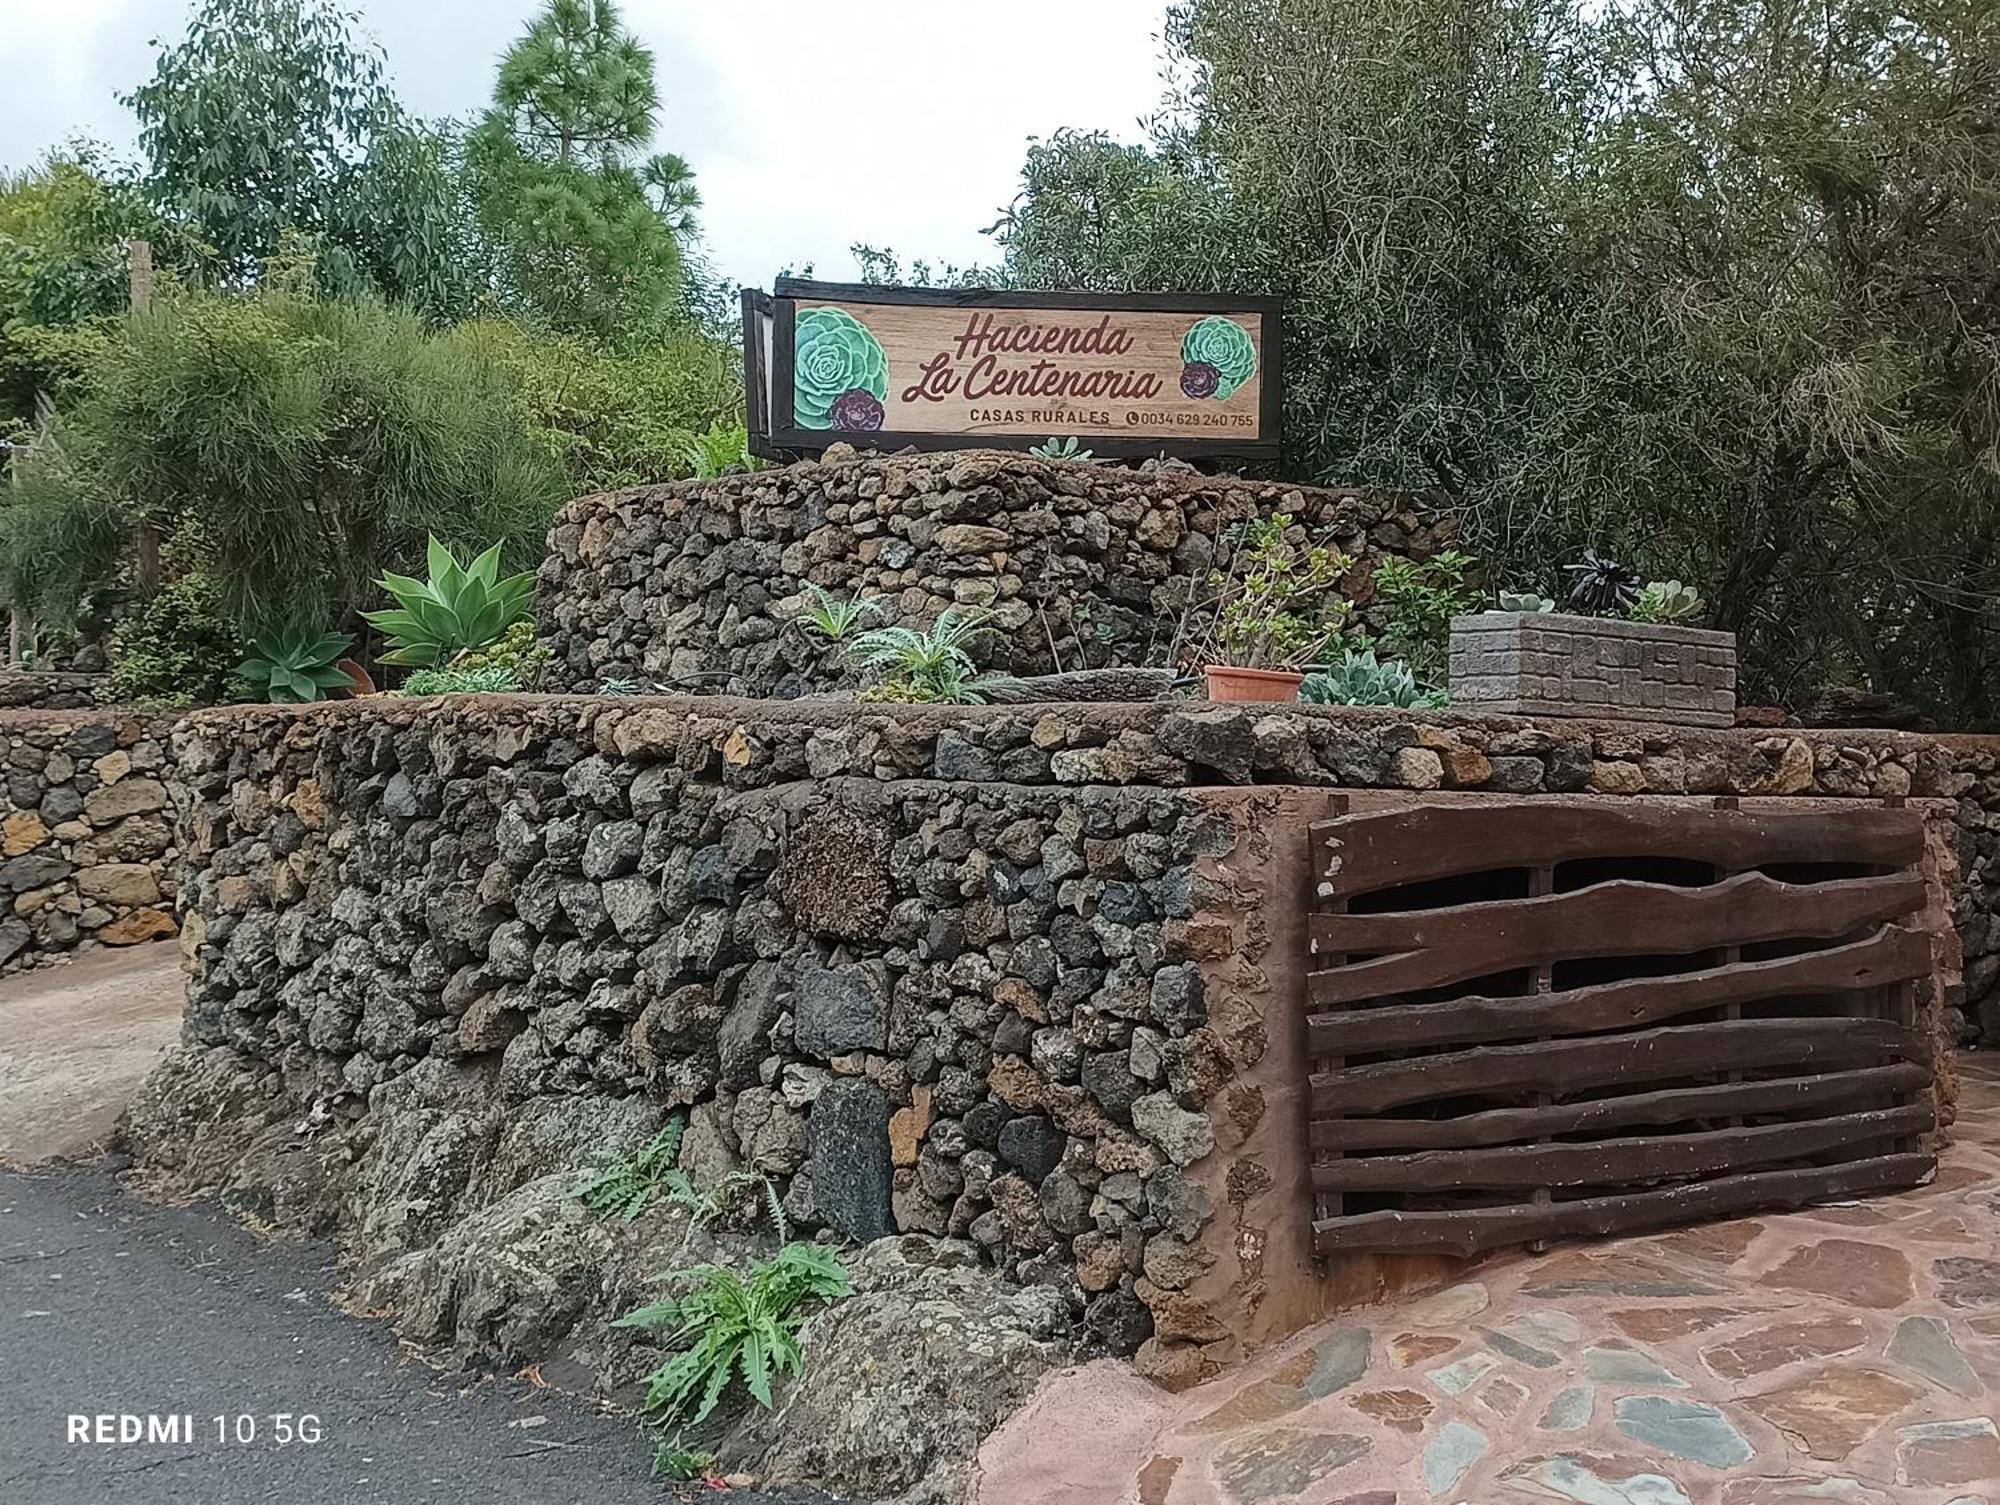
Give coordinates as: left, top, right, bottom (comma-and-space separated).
555, 448, 1388, 525
165, 692, 2000, 762
1451, 610, 1736, 648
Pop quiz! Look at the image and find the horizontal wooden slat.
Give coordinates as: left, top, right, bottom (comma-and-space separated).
1307, 925, 1930, 1055
1311, 1153, 1934, 1257
1313, 801, 1923, 898
1309, 1063, 1933, 1152
1311, 1104, 1932, 1193
1310, 1018, 1925, 1116
1308, 871, 1924, 1004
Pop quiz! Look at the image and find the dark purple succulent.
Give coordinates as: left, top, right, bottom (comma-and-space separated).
829, 388, 885, 431
1180, 361, 1221, 399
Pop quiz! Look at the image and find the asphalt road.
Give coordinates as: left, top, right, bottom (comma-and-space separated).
1, 1163, 670, 1505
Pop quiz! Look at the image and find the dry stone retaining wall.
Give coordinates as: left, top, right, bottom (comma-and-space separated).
130, 695, 2000, 1399
0, 710, 179, 972
0, 671, 109, 710
536, 450, 1451, 695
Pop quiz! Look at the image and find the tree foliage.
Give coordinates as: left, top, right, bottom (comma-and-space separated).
994, 0, 2000, 725
467, 0, 693, 340
3, 287, 565, 642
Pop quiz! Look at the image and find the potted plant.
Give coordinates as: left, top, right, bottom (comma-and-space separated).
1449, 552, 1736, 726
1185, 515, 1352, 702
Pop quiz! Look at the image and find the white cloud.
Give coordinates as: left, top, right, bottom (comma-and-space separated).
0, 0, 1173, 288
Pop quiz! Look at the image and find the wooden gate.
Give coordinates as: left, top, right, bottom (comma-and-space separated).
1305, 796, 1937, 1259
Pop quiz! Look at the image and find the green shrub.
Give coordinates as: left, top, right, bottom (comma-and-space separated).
366, 535, 535, 668
1371, 550, 1480, 687
238, 623, 354, 703
104, 575, 243, 707
615, 1242, 853, 1430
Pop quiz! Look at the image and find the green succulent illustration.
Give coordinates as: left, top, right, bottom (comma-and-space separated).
1179, 316, 1258, 400
794, 307, 890, 430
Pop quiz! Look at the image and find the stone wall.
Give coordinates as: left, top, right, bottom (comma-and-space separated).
0, 671, 108, 710
0, 710, 180, 972
1449, 611, 1737, 726
127, 696, 1989, 1399
1943, 737, 2000, 1045
536, 450, 1450, 695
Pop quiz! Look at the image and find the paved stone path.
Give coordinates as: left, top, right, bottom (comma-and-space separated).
978, 1056, 2000, 1504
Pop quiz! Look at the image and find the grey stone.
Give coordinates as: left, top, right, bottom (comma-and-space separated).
1423, 1420, 1488, 1495
1303, 1327, 1370, 1398
1614, 1397, 1753, 1468
1585, 1345, 1687, 1388
997, 1115, 1066, 1183
1538, 1385, 1595, 1431
808, 1079, 894, 1242
794, 964, 889, 1059
1885, 1315, 1982, 1398
1131, 1092, 1213, 1167
1215, 1428, 1372, 1503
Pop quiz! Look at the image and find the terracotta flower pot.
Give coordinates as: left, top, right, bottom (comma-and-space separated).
1204, 665, 1304, 703
335, 658, 377, 698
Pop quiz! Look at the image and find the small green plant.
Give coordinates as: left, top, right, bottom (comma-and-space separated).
364, 535, 535, 668
1564, 549, 1643, 614
1302, 646, 1447, 707
798, 583, 884, 643
398, 665, 520, 695
1496, 590, 1555, 613
599, 676, 642, 695
1028, 436, 1100, 463
237, 623, 355, 704
1372, 549, 1481, 685
615, 1242, 853, 1429
579, 1120, 688, 1221
678, 420, 761, 479
649, 1437, 717, 1481
447, 618, 550, 686
848, 608, 1014, 703
1189, 514, 1352, 670
1630, 579, 1705, 623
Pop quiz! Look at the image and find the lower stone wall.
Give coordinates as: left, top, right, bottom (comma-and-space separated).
0, 710, 179, 971
1943, 738, 2000, 1045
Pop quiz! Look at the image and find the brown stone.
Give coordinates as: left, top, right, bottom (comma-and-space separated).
1390, 747, 1443, 790
1719, 1480, 1889, 1505
1743, 1366, 1922, 1461
215, 875, 255, 912
1932, 1256, 2000, 1310
291, 778, 328, 828
993, 976, 1047, 1023
1135, 1455, 1180, 1505
1140, 1283, 1232, 1345
1349, 1388, 1433, 1435
1895, 1418, 2000, 1487
1476, 1376, 1528, 1417
888, 1084, 932, 1167
1763, 1239, 1915, 1309
2, 812, 48, 856
1187, 1378, 1311, 1435
1590, 759, 1646, 793
98, 908, 178, 946
1700, 1316, 1869, 1379
1072, 1232, 1125, 1292
92, 749, 132, 784
1655, 1218, 1764, 1263
458, 994, 526, 1052
83, 777, 168, 823
1609, 1306, 1744, 1343
76, 863, 162, 907
1212, 1428, 1371, 1503
1133, 1338, 1205, 1393
1389, 1333, 1460, 1368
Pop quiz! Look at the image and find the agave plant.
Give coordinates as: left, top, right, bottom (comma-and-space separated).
798, 583, 884, 643
364, 536, 535, 668
1027, 436, 1099, 463
1496, 591, 1556, 613
1631, 579, 1705, 623
1301, 647, 1445, 708
847, 608, 1013, 703
1563, 550, 1643, 614
238, 624, 354, 704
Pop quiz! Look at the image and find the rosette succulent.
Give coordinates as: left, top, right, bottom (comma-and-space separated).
1179, 317, 1257, 400
794, 307, 889, 430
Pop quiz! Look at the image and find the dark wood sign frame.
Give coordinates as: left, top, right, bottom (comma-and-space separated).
743, 280, 1283, 462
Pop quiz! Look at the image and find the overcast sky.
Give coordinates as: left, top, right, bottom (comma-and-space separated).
1, 0, 1175, 287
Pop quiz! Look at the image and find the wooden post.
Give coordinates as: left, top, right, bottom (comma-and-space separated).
127, 240, 163, 593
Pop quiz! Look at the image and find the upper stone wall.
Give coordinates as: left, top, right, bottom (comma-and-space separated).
536, 450, 1450, 695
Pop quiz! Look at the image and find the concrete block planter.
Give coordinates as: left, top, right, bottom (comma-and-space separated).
1449, 611, 1737, 726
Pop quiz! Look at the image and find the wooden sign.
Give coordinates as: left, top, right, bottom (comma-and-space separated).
744, 279, 1281, 460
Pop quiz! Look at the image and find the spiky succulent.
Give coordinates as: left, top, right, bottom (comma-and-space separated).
1496, 591, 1556, 613
1300, 647, 1445, 708
1564, 550, 1642, 614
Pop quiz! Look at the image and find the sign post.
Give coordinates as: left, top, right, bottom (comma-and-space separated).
745, 280, 1281, 461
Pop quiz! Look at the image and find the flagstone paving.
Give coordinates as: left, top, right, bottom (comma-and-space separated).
975, 1056, 2000, 1504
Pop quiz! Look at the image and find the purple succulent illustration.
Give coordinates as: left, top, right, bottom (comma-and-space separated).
1180, 361, 1221, 400
829, 388, 885, 431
